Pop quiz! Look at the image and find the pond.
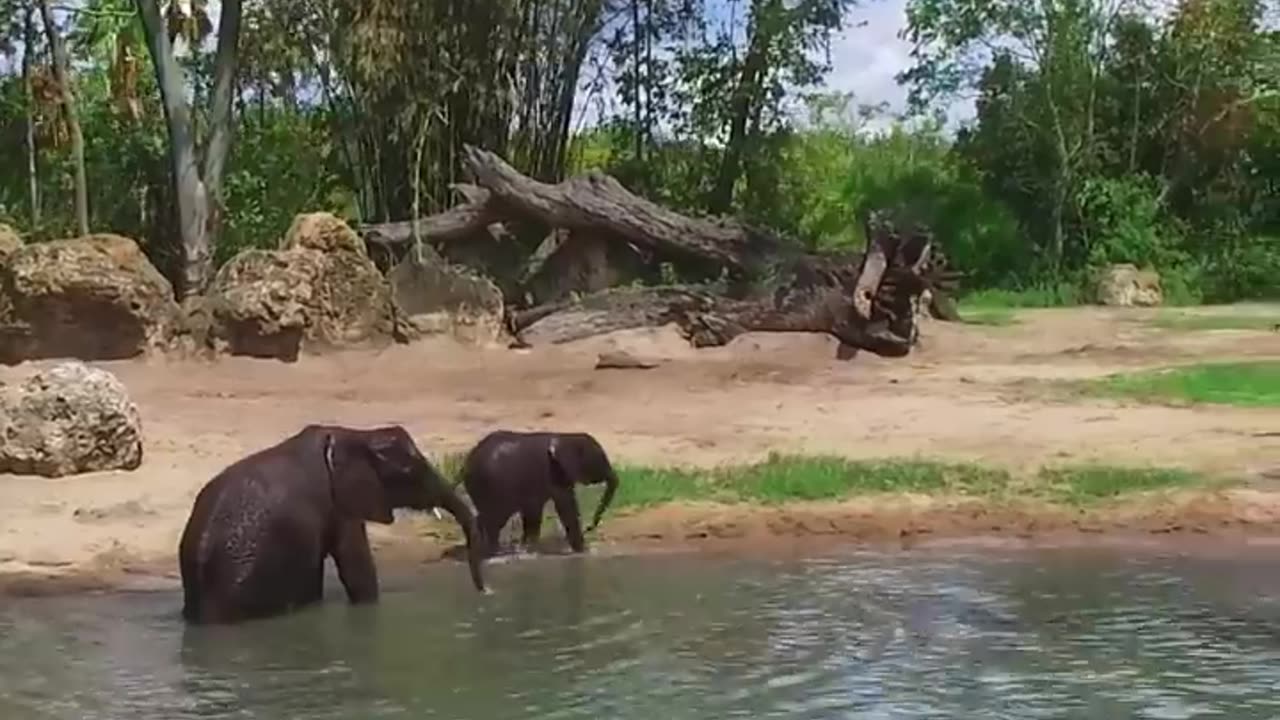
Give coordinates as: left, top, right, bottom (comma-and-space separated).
3, 544, 1280, 719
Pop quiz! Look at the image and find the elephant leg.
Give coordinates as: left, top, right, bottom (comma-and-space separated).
549, 486, 586, 553
179, 554, 202, 622
477, 510, 509, 558
517, 504, 545, 554
304, 560, 325, 607
331, 520, 379, 604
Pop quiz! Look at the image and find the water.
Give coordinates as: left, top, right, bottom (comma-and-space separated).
4, 545, 1280, 719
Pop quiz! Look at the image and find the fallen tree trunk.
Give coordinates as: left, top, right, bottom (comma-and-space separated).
359, 184, 498, 247
511, 219, 959, 357
512, 284, 919, 357
361, 145, 788, 275
359, 144, 962, 358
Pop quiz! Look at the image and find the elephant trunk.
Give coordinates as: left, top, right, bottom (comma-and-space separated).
587, 468, 619, 532
438, 489, 488, 594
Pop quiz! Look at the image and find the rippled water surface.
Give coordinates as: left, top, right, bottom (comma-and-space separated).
5, 546, 1280, 719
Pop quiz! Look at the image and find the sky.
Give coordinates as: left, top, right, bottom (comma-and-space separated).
572, 0, 976, 135
821, 0, 976, 130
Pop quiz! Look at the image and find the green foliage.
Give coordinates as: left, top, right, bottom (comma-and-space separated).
1080, 361, 1280, 408
1075, 175, 1175, 268
217, 110, 350, 264
899, 0, 1279, 302
1202, 234, 1280, 302
0, 0, 1274, 304
960, 283, 1085, 309
1073, 175, 1204, 305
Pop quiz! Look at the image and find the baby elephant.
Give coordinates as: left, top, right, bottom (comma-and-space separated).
179, 424, 488, 625
460, 431, 619, 556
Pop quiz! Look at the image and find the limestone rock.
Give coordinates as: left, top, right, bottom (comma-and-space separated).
0, 234, 180, 365
280, 212, 367, 255
203, 249, 321, 361
0, 224, 22, 263
167, 295, 217, 359
0, 361, 143, 477
388, 247, 506, 346
1093, 264, 1163, 307
204, 214, 397, 361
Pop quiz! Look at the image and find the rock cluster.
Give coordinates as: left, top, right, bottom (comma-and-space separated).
0, 213, 508, 366
199, 212, 400, 361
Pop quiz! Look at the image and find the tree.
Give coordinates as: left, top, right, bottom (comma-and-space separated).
135, 0, 243, 297
706, 0, 849, 215
37, 0, 90, 235
21, 3, 41, 226
900, 0, 1138, 274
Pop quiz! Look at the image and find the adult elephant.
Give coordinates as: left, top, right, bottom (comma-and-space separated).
179, 424, 487, 625
460, 430, 620, 556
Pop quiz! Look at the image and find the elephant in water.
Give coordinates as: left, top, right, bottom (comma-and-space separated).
179, 424, 487, 625
459, 430, 620, 556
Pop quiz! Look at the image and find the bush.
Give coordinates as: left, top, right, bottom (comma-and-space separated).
774, 122, 1025, 288
1202, 234, 1280, 303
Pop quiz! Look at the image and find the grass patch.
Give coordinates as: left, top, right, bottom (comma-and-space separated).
1080, 360, 1280, 408
579, 454, 1206, 511
727, 456, 1011, 503
437, 451, 1214, 518
1151, 311, 1279, 332
960, 282, 1084, 309
435, 451, 467, 483
958, 307, 1019, 326
1035, 464, 1203, 505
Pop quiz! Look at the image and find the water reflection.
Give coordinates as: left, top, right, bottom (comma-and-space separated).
3, 547, 1280, 718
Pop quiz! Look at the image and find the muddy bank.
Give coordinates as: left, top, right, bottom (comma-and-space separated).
7, 486, 1280, 598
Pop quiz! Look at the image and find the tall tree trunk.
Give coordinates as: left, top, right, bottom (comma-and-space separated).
22, 6, 41, 227
201, 0, 244, 260
544, 2, 601, 182
708, 6, 772, 215
37, 0, 88, 236
1049, 175, 1068, 273
630, 0, 644, 164
135, 0, 243, 298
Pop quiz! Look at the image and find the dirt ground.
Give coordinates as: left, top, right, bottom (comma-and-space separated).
1, 303, 1278, 594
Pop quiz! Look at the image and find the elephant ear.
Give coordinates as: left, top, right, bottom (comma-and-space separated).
324, 432, 395, 524
547, 435, 586, 489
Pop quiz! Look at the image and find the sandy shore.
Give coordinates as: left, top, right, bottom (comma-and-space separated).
1, 304, 1278, 595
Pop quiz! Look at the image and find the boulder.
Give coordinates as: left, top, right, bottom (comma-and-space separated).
203, 214, 398, 361
280, 211, 367, 255
0, 234, 180, 365
203, 249, 322, 361
0, 224, 21, 263
1093, 264, 1163, 307
388, 246, 507, 346
0, 361, 143, 477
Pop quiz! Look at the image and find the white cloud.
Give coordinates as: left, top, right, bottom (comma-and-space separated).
822, 0, 975, 132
